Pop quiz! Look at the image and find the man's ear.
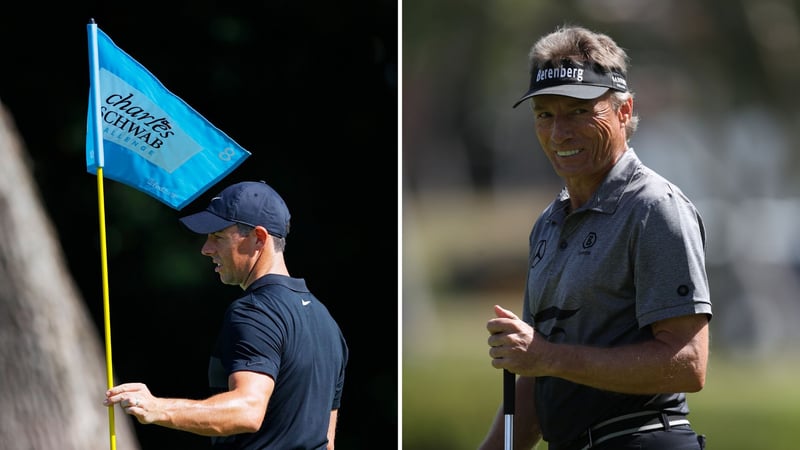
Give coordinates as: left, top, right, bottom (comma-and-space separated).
254, 226, 270, 248
619, 97, 633, 124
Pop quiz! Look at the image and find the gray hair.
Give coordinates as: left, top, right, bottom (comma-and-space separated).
529, 25, 639, 139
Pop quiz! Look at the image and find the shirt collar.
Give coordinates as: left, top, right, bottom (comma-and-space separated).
245, 273, 309, 294
552, 148, 641, 217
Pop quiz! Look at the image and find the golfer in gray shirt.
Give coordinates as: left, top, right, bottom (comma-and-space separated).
479, 25, 711, 450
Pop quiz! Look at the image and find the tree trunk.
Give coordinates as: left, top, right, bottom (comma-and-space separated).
0, 99, 140, 450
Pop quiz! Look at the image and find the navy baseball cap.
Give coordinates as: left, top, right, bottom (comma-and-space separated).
179, 181, 291, 237
513, 60, 628, 108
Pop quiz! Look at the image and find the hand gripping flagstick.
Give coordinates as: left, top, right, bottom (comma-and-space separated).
504, 369, 515, 450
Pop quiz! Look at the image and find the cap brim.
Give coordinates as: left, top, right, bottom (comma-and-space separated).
179, 211, 237, 234
512, 85, 610, 108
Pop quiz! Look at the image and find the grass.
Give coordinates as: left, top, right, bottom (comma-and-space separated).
403, 190, 800, 449
402, 297, 800, 450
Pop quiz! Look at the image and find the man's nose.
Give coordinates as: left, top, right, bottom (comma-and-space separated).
201, 238, 214, 256
549, 116, 572, 143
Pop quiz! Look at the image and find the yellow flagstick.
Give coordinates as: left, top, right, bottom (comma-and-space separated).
88, 20, 116, 450
97, 167, 117, 450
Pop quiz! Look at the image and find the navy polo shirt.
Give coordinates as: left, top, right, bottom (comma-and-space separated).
208, 274, 348, 449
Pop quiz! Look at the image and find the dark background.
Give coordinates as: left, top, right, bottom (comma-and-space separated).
1, 1, 397, 448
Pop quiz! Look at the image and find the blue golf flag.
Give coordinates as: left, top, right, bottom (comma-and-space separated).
86, 24, 250, 210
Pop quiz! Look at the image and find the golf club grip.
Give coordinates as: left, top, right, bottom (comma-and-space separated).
503, 369, 515, 414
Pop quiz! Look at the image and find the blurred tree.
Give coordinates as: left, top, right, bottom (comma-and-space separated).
0, 100, 139, 449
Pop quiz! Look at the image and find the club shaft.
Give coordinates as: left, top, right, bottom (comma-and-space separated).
503, 369, 515, 450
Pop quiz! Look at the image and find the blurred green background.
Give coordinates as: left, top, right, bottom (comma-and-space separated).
402, 0, 800, 448
402, 192, 800, 449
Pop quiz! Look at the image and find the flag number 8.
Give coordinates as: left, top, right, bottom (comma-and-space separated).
219, 147, 235, 162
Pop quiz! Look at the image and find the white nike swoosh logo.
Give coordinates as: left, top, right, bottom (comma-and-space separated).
301, 299, 311, 306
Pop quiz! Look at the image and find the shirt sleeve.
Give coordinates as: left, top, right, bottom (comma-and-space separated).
634, 188, 713, 327
221, 298, 283, 378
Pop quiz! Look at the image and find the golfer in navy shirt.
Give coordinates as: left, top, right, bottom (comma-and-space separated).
105, 180, 349, 450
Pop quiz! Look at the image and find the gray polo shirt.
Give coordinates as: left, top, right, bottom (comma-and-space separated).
522, 148, 712, 445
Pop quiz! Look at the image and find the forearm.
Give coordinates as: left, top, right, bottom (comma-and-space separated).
327, 410, 338, 450
541, 329, 708, 394
152, 391, 264, 436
